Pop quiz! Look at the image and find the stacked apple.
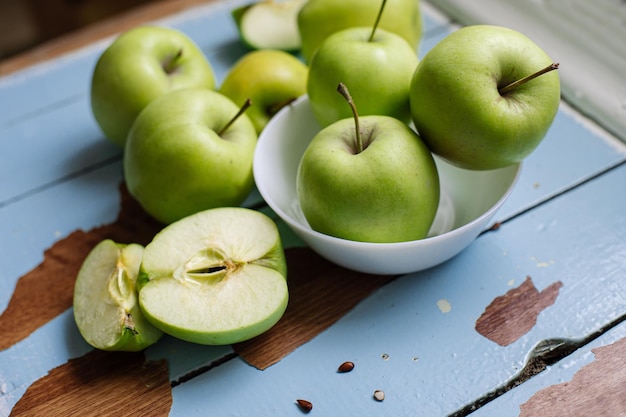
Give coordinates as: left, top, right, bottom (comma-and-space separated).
76, 26, 310, 351
91, 25, 308, 225
291, 1, 560, 242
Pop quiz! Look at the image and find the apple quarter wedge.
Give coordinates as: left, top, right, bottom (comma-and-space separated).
73, 239, 163, 351
232, 0, 306, 51
137, 207, 289, 345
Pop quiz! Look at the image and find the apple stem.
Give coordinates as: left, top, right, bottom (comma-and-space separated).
218, 98, 252, 136
163, 49, 183, 74
337, 83, 363, 154
368, 0, 388, 42
268, 97, 297, 117
498, 62, 560, 95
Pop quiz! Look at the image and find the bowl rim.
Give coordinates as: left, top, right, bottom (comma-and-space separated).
253, 95, 522, 249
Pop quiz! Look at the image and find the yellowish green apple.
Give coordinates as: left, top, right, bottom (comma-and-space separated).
91, 26, 215, 147
410, 25, 561, 170
220, 49, 308, 134
306, 0, 419, 127
298, 0, 422, 62
297, 84, 440, 243
124, 88, 257, 224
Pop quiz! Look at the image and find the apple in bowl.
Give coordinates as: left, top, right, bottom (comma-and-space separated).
253, 96, 521, 275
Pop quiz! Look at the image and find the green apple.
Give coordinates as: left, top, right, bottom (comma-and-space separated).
306, 22, 418, 127
298, 0, 422, 62
232, 0, 307, 51
73, 239, 163, 351
137, 207, 288, 345
91, 25, 216, 148
297, 84, 440, 243
220, 49, 308, 134
410, 25, 561, 170
124, 88, 257, 225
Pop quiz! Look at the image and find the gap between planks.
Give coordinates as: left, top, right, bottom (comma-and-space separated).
447, 311, 626, 417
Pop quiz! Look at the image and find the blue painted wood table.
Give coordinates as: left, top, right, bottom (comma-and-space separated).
1, 1, 625, 416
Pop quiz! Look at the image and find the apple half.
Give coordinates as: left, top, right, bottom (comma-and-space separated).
73, 240, 163, 351
232, 0, 306, 51
137, 207, 289, 345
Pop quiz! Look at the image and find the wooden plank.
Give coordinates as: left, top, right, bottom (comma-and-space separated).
166, 159, 626, 416
470, 320, 626, 416
0, 0, 224, 76
1, 1, 625, 416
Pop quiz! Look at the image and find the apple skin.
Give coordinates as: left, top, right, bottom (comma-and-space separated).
124, 88, 257, 225
410, 25, 561, 170
220, 49, 308, 134
91, 26, 216, 148
306, 27, 419, 128
297, 115, 440, 243
297, 0, 422, 63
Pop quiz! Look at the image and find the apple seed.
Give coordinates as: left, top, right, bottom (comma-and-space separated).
296, 399, 313, 412
337, 361, 355, 373
373, 390, 385, 402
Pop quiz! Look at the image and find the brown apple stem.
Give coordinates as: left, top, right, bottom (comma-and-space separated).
218, 98, 252, 136
368, 0, 388, 42
498, 62, 560, 95
162, 49, 183, 74
337, 83, 363, 154
267, 97, 298, 117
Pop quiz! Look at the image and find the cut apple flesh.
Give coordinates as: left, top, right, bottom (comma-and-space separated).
137, 207, 289, 345
73, 240, 163, 351
234, 0, 305, 51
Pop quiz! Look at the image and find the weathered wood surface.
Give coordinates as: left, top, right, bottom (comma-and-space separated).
1, 1, 625, 416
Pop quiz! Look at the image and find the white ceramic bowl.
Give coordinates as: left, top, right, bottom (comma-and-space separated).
253, 96, 521, 275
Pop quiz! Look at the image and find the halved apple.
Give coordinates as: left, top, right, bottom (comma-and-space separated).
73, 240, 163, 351
232, 0, 306, 51
137, 207, 289, 345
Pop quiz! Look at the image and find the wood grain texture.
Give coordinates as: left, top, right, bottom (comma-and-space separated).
0, 184, 162, 351
9, 350, 171, 417
0, 0, 221, 76
1, 181, 395, 374
519, 336, 626, 417
475, 276, 563, 346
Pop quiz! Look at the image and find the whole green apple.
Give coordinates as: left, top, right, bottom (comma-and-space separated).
232, 0, 307, 51
410, 25, 560, 170
73, 239, 163, 351
91, 25, 216, 147
297, 84, 440, 243
297, 0, 422, 62
220, 49, 308, 134
137, 207, 288, 345
307, 26, 418, 127
124, 88, 257, 224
